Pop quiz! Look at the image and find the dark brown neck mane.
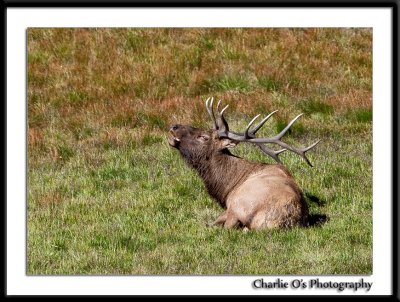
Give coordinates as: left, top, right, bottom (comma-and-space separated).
183, 149, 263, 208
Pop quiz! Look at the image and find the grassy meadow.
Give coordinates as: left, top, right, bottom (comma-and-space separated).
27, 28, 372, 275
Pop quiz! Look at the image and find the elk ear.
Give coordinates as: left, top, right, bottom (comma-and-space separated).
219, 138, 237, 150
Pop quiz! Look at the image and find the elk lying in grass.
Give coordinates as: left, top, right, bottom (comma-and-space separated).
168, 98, 320, 230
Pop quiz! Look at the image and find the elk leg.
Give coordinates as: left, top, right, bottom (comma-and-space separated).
223, 214, 240, 229
209, 211, 228, 227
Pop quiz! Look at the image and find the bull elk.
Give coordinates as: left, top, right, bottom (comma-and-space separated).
168, 97, 320, 230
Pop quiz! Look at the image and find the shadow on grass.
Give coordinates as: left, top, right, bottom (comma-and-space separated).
305, 192, 329, 227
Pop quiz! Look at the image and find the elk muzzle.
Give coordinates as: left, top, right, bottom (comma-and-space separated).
168, 125, 181, 148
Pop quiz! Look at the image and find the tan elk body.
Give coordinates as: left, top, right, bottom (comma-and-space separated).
168, 98, 320, 230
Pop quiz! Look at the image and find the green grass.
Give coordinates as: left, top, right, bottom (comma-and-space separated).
345, 108, 373, 123
201, 74, 253, 93
27, 28, 372, 275
258, 76, 282, 91
298, 98, 334, 115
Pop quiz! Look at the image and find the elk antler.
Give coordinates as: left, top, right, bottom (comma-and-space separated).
205, 97, 321, 167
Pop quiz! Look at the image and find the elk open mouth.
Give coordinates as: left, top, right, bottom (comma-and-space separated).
168, 130, 180, 147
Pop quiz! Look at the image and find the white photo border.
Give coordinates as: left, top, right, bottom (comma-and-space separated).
6, 7, 394, 296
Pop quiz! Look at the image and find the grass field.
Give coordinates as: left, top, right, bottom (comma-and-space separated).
27, 28, 372, 275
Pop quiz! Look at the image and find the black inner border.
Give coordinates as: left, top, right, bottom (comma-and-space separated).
4, 0, 399, 299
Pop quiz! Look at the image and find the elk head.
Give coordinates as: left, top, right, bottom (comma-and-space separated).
169, 97, 320, 167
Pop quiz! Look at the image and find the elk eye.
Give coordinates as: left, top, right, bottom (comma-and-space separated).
198, 135, 209, 141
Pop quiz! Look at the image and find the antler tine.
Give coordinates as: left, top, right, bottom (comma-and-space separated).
205, 97, 237, 137
205, 96, 213, 116
245, 114, 261, 138
304, 139, 321, 152
205, 97, 217, 130
216, 100, 229, 117
216, 99, 224, 111
214, 100, 231, 133
249, 110, 278, 136
269, 139, 321, 167
275, 113, 303, 140
247, 113, 303, 143
256, 143, 286, 164
220, 104, 229, 116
